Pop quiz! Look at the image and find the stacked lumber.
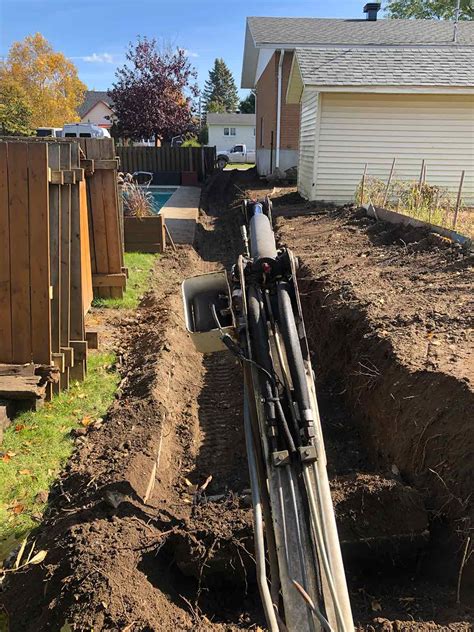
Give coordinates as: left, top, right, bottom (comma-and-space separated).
78, 138, 126, 298
0, 138, 94, 405
0, 363, 59, 441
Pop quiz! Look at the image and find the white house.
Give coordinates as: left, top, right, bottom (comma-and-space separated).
241, 9, 474, 202
78, 91, 114, 129
207, 113, 256, 151
286, 21, 474, 204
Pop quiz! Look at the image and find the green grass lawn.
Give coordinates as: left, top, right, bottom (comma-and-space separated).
0, 353, 119, 560
224, 163, 255, 171
92, 252, 158, 310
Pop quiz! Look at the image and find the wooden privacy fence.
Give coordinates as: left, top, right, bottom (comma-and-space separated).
0, 138, 94, 394
116, 145, 216, 181
79, 138, 126, 298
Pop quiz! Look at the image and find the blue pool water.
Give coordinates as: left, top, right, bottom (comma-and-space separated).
146, 187, 177, 214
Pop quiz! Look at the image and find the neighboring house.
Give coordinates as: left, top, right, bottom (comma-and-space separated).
78, 91, 114, 129
207, 113, 256, 151
241, 6, 474, 204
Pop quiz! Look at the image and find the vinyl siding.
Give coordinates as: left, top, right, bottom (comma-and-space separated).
312, 93, 474, 203
298, 89, 319, 199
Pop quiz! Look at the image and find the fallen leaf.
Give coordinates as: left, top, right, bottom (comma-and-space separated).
200, 474, 213, 491
10, 503, 25, 515
6, 451, 16, 458
81, 416, 92, 427
29, 550, 47, 565
2, 453, 12, 463
59, 425, 68, 433
35, 490, 49, 504
371, 599, 382, 612
14, 538, 28, 569
77, 393, 86, 399
14, 424, 25, 432
19, 469, 32, 476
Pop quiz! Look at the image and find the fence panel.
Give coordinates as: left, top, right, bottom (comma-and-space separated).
116, 145, 216, 180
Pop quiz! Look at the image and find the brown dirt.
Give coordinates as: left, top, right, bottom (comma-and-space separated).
1, 169, 473, 631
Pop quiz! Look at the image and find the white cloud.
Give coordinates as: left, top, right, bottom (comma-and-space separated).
183, 49, 199, 58
79, 53, 114, 64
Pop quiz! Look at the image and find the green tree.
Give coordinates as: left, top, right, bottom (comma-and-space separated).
202, 59, 239, 112
0, 79, 33, 136
239, 91, 255, 113
385, 0, 473, 20
206, 99, 225, 113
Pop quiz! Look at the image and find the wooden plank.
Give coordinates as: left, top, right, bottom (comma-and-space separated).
0, 143, 12, 363
28, 142, 52, 366
48, 143, 61, 358
93, 159, 119, 170
51, 353, 65, 372
70, 157, 85, 342
0, 376, 46, 400
79, 180, 93, 313
92, 273, 126, 287
0, 364, 35, 376
48, 169, 64, 185
85, 330, 99, 349
8, 142, 31, 363
70, 340, 87, 361
59, 142, 72, 390
60, 346, 74, 368
62, 170, 76, 185
80, 158, 94, 175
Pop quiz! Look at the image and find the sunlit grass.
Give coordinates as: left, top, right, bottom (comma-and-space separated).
0, 352, 119, 560
92, 252, 158, 310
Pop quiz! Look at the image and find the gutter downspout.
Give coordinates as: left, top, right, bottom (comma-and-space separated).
275, 49, 285, 171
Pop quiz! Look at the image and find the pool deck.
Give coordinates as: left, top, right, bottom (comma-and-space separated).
160, 186, 200, 244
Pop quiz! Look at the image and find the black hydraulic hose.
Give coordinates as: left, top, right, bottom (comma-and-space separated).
248, 286, 296, 455
277, 282, 314, 432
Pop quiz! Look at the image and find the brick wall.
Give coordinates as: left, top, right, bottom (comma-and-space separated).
256, 51, 300, 152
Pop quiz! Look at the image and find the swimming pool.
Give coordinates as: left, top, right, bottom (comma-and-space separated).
147, 187, 177, 213
144, 186, 177, 214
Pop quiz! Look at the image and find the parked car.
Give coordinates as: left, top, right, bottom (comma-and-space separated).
217, 144, 256, 168
62, 123, 111, 138
36, 127, 63, 138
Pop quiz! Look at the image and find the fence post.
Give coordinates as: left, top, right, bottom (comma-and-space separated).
453, 170, 465, 230
360, 163, 368, 206
382, 158, 396, 207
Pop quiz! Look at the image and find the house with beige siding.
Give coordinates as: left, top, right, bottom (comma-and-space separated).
241, 9, 474, 203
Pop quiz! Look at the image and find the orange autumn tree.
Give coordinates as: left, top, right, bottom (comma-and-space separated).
0, 33, 86, 128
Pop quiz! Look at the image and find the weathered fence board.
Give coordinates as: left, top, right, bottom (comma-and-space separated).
116, 146, 216, 181
0, 137, 95, 397
79, 138, 124, 299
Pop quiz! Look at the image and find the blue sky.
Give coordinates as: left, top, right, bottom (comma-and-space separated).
0, 0, 374, 98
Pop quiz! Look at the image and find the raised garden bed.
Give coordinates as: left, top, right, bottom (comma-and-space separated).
124, 215, 165, 253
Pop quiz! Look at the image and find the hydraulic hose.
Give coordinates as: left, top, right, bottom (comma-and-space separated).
277, 282, 314, 433
244, 387, 279, 632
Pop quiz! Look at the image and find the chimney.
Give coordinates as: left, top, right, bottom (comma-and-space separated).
363, 3, 381, 20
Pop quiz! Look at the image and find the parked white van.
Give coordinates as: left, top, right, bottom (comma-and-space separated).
36, 127, 63, 138
62, 124, 111, 139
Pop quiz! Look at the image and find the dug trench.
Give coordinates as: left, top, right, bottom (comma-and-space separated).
1, 170, 472, 631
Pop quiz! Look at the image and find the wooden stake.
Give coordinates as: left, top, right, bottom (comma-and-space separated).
453, 170, 465, 230
382, 158, 396, 207
164, 221, 177, 252
360, 163, 368, 206
418, 159, 425, 187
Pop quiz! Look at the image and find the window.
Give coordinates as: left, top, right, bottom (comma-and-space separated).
233, 145, 244, 153
79, 133, 92, 137
224, 127, 236, 136
260, 117, 264, 147
224, 127, 229, 136
230, 127, 236, 136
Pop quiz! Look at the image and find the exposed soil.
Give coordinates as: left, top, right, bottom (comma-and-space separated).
1, 169, 473, 631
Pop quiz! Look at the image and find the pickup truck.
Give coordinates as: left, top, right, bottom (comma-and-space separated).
217, 144, 256, 168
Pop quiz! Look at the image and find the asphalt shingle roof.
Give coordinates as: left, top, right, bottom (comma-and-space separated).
78, 91, 113, 118
248, 16, 474, 47
207, 113, 256, 125
295, 46, 474, 86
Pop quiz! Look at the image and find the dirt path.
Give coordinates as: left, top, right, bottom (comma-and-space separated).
2, 170, 472, 631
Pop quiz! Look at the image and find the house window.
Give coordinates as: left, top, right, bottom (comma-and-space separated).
224, 127, 229, 136
260, 117, 264, 147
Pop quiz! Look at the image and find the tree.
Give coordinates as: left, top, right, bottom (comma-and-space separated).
0, 33, 86, 128
206, 100, 226, 113
109, 37, 198, 145
239, 91, 255, 114
385, 0, 473, 20
0, 79, 33, 136
203, 59, 239, 112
